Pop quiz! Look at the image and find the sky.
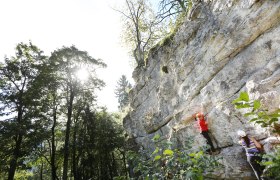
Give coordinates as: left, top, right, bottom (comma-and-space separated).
0, 0, 135, 112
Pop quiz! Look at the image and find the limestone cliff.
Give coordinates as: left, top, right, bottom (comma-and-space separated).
124, 0, 280, 179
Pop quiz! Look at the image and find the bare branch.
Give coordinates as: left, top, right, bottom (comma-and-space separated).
111, 7, 133, 20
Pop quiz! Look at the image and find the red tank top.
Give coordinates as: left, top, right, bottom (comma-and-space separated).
198, 119, 208, 132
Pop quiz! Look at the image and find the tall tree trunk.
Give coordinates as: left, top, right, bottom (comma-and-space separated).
8, 134, 23, 180
110, 152, 116, 178
62, 91, 74, 180
121, 150, 128, 178
51, 102, 58, 180
8, 107, 23, 180
40, 162, 44, 180
72, 109, 82, 180
72, 119, 77, 179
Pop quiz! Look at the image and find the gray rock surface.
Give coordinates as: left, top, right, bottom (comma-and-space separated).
124, 0, 280, 178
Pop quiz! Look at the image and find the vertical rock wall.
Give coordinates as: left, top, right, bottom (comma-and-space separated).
124, 0, 280, 178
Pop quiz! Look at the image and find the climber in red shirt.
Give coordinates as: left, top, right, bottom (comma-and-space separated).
193, 112, 217, 154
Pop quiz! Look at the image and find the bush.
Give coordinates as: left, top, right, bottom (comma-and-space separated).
126, 134, 221, 179
262, 147, 280, 179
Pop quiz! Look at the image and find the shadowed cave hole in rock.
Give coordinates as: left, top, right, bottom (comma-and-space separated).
162, 66, 169, 74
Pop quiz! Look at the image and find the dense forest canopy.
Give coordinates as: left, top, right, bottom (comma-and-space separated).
0, 43, 128, 179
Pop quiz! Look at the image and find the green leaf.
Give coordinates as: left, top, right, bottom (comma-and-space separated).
153, 134, 160, 141
197, 151, 204, 156
244, 112, 255, 117
269, 118, 278, 124
253, 100, 261, 110
180, 170, 186, 175
233, 103, 243, 109
232, 98, 242, 104
255, 120, 265, 124
189, 153, 196, 157
163, 149, 174, 156
249, 118, 258, 122
270, 113, 280, 118
236, 103, 251, 109
153, 155, 161, 161
239, 92, 249, 102
152, 147, 159, 155
258, 111, 265, 117
263, 161, 274, 166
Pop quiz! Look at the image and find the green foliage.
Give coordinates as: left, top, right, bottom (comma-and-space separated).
72, 108, 127, 179
113, 176, 127, 180
262, 147, 280, 179
14, 170, 33, 179
232, 91, 280, 133
48, 46, 108, 180
119, 0, 193, 67
126, 135, 221, 179
119, 0, 178, 67
0, 43, 123, 179
148, 11, 187, 61
119, 0, 156, 67
0, 42, 50, 179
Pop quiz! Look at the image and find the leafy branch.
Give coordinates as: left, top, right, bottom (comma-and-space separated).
232, 92, 280, 134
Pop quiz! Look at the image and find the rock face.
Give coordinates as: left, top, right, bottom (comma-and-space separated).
124, 0, 280, 179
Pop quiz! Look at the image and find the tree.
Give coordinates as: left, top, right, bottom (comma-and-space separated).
71, 93, 96, 179
0, 44, 128, 179
48, 46, 106, 180
117, 0, 166, 67
40, 78, 62, 180
117, 0, 192, 67
157, 0, 192, 22
74, 108, 126, 179
0, 42, 49, 180
115, 75, 132, 110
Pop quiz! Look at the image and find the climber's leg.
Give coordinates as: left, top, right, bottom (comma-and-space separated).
201, 131, 215, 152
